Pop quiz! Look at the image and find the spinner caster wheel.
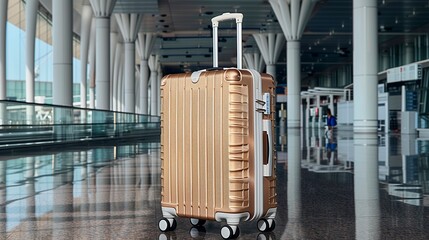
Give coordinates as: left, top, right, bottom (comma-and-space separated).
257, 219, 276, 232
158, 218, 177, 232
220, 225, 240, 239
190, 218, 206, 227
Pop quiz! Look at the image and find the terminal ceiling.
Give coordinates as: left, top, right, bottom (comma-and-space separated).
33, 0, 429, 85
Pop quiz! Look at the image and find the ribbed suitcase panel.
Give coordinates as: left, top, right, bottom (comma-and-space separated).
228, 84, 250, 209
161, 70, 254, 220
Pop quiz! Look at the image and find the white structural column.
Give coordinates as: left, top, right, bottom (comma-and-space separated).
135, 68, 140, 112
404, 42, 414, 64
148, 55, 159, 116
353, 0, 378, 133
118, 50, 125, 111
381, 51, 389, 71
0, 0, 7, 100
115, 13, 143, 113
136, 33, 156, 115
243, 52, 265, 72
80, 4, 93, 108
305, 96, 310, 128
0, 0, 7, 125
157, 65, 162, 115
89, 0, 117, 110
316, 95, 321, 128
25, 0, 38, 103
88, 18, 96, 109
288, 40, 301, 127
110, 30, 118, 109
253, 33, 285, 77
53, 0, 73, 106
269, 0, 317, 128
112, 42, 123, 111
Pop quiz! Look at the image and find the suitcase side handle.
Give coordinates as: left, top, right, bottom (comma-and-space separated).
211, 13, 243, 69
263, 119, 273, 177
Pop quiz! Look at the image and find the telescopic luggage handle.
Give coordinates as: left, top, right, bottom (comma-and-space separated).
211, 13, 243, 69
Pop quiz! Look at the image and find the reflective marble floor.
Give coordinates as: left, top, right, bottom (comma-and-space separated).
1, 129, 429, 240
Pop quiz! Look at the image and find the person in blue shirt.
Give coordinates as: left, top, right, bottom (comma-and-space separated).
325, 108, 337, 139
326, 108, 337, 130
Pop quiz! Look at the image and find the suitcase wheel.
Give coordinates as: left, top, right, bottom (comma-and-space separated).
190, 218, 206, 227
220, 225, 240, 239
257, 218, 276, 232
158, 218, 177, 232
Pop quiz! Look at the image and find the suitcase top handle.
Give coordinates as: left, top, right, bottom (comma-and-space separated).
211, 13, 243, 69
211, 12, 243, 27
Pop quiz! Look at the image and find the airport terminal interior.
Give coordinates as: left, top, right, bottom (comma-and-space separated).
2, 0, 429, 239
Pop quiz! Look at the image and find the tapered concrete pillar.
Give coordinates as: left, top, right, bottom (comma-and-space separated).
110, 30, 118, 110
0, 0, 7, 100
157, 65, 162, 116
316, 95, 321, 128
26, 0, 38, 103
148, 55, 159, 116
118, 54, 125, 111
53, 0, 73, 106
25, 0, 38, 125
287, 40, 301, 128
0, 1, 7, 125
270, 0, 317, 128
404, 42, 414, 64
305, 96, 310, 128
116, 13, 142, 113
243, 52, 265, 72
253, 33, 285, 78
354, 133, 380, 240
353, 0, 378, 133
137, 33, 156, 115
89, 18, 96, 109
135, 68, 140, 112
89, 0, 117, 110
113, 43, 123, 111
80, 4, 93, 108
381, 51, 389, 71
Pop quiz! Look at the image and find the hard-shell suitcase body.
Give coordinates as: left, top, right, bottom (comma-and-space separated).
159, 13, 277, 239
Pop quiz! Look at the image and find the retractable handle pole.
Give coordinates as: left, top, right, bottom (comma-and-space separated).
211, 13, 243, 69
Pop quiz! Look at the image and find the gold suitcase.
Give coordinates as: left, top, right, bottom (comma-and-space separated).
159, 13, 277, 239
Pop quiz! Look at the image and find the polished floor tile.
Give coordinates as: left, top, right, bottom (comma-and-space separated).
1, 131, 429, 239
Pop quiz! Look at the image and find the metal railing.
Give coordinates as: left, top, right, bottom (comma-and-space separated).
0, 100, 160, 150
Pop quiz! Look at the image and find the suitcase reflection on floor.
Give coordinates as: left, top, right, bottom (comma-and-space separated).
158, 224, 277, 240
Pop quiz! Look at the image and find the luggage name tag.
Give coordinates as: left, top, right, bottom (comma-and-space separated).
263, 93, 270, 115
